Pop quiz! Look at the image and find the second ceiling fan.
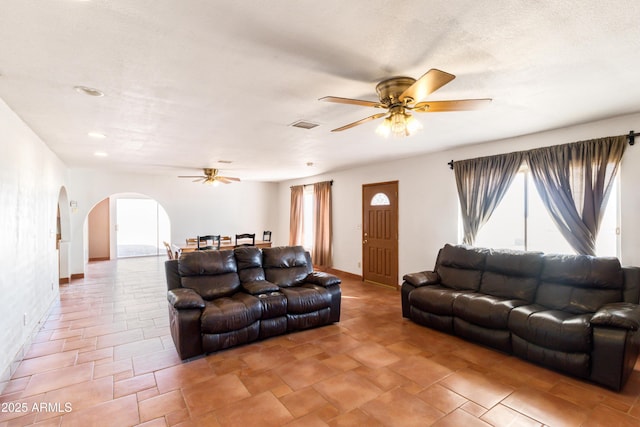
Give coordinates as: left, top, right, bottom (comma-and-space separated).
320, 68, 491, 137
178, 168, 240, 185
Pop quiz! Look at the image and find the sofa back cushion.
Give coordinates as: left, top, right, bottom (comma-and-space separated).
479, 249, 543, 302
435, 244, 487, 291
178, 250, 240, 300
263, 246, 313, 288
535, 254, 624, 313
234, 247, 266, 283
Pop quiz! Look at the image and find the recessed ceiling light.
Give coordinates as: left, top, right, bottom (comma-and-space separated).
306, 162, 314, 167
74, 85, 104, 97
94, 151, 108, 157
218, 160, 233, 164
88, 132, 106, 139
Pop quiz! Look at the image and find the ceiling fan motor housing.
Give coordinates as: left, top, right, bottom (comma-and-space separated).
375, 77, 416, 105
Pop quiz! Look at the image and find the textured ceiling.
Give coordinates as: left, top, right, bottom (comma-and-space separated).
1, 1, 640, 181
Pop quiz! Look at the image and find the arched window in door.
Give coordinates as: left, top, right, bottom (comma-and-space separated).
370, 192, 391, 206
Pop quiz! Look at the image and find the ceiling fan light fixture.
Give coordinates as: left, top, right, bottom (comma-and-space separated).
375, 116, 392, 138
405, 113, 423, 135
376, 109, 422, 138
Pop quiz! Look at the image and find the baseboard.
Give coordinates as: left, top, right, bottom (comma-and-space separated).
71, 273, 84, 281
89, 257, 109, 262
326, 268, 362, 282
364, 279, 400, 291
59, 277, 69, 284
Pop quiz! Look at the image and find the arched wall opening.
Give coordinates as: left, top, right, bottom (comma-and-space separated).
84, 193, 171, 263
57, 186, 71, 283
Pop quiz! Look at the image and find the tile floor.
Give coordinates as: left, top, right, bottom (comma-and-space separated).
1, 256, 640, 426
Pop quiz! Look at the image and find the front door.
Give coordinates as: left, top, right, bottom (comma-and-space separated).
362, 181, 398, 288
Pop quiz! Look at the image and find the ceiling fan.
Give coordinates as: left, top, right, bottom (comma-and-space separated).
178, 168, 240, 185
320, 68, 491, 137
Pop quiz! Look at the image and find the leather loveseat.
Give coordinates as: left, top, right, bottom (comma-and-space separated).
401, 244, 640, 390
165, 245, 341, 359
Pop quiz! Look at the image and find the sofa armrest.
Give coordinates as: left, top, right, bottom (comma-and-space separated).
402, 271, 440, 287
167, 288, 205, 309
591, 302, 640, 331
242, 280, 280, 295
305, 271, 341, 287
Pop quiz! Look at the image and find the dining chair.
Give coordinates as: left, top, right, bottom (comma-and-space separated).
262, 230, 272, 242
235, 233, 255, 247
163, 241, 175, 260
197, 235, 221, 250
185, 237, 198, 246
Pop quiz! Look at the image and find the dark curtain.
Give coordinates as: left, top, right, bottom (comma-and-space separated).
526, 135, 626, 255
454, 151, 524, 245
288, 185, 304, 246
312, 181, 333, 268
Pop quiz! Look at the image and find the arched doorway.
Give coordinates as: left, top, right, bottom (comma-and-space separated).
57, 187, 71, 283
86, 193, 171, 260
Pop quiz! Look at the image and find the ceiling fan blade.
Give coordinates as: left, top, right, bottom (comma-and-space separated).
331, 112, 388, 132
319, 96, 385, 109
192, 178, 205, 183
216, 177, 233, 184
218, 176, 240, 182
400, 69, 456, 103
413, 98, 492, 113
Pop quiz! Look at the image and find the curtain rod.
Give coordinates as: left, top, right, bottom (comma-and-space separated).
290, 180, 333, 189
448, 130, 637, 170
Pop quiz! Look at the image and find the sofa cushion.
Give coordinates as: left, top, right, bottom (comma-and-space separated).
511, 334, 590, 379
479, 249, 542, 302
179, 250, 241, 300
453, 293, 528, 329
408, 285, 471, 316
263, 246, 313, 288
435, 244, 487, 290
201, 293, 262, 334
509, 304, 592, 353
280, 286, 331, 314
235, 247, 266, 283
437, 244, 487, 270
541, 254, 623, 288
179, 250, 237, 276
534, 254, 624, 314
263, 246, 310, 268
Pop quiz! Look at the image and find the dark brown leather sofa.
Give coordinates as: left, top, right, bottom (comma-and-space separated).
401, 244, 640, 390
165, 246, 341, 359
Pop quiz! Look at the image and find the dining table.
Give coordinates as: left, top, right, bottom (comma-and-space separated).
173, 240, 272, 255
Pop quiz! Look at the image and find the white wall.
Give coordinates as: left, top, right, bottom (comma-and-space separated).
278, 112, 640, 281
67, 170, 279, 275
0, 98, 68, 388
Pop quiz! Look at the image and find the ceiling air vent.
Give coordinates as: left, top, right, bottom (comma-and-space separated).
290, 120, 319, 130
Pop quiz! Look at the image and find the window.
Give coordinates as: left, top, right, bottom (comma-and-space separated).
474, 169, 618, 256
370, 192, 390, 206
